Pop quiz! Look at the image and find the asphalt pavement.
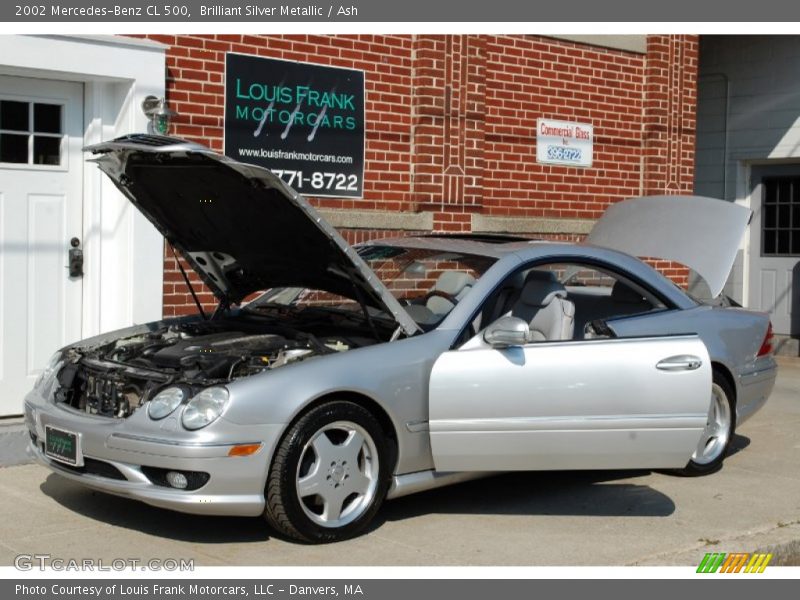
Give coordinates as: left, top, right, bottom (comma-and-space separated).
0, 359, 798, 566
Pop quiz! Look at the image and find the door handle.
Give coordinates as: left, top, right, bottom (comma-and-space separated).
656, 355, 703, 371
68, 237, 83, 278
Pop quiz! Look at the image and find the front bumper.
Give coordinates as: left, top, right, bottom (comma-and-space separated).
25, 391, 285, 517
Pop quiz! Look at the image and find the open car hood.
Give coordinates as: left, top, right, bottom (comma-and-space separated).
587, 195, 752, 298
85, 135, 420, 335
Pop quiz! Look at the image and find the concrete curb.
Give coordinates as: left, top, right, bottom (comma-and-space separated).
0, 418, 32, 468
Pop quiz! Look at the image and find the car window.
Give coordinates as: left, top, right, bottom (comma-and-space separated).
464, 261, 666, 347
246, 245, 496, 328
358, 246, 490, 305
256, 288, 360, 311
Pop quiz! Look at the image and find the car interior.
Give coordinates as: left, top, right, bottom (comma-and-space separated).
504, 270, 576, 341
425, 271, 476, 317
458, 262, 667, 346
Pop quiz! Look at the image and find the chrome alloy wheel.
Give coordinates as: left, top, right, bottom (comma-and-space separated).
691, 383, 732, 465
295, 421, 380, 528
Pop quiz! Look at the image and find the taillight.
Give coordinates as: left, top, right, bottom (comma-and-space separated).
757, 322, 774, 357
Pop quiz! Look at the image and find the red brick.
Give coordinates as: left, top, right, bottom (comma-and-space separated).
136, 32, 697, 315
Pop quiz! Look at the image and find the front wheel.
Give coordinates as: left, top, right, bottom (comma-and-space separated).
679, 372, 736, 476
264, 401, 391, 543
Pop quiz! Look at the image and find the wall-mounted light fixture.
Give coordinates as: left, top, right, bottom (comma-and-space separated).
141, 96, 177, 136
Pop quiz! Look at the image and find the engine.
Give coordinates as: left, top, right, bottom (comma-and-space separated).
54, 320, 353, 418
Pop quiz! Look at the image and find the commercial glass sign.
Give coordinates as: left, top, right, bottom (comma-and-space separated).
536, 118, 593, 168
225, 53, 365, 198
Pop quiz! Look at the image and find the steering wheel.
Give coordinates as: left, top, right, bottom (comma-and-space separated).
422, 289, 460, 305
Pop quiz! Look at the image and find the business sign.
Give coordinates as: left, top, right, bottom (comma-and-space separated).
224, 53, 365, 198
536, 118, 593, 168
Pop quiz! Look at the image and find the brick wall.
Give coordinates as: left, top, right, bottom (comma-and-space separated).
133, 34, 698, 317
483, 36, 646, 220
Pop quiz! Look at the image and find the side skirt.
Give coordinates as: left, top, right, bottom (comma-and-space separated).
386, 470, 495, 500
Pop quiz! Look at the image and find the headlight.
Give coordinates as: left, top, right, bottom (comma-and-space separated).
34, 352, 63, 395
147, 387, 186, 420
181, 387, 229, 430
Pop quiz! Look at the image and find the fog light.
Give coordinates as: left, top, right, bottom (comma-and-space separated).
165, 471, 188, 489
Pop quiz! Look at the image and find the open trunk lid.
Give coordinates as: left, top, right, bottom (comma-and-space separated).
587, 195, 752, 298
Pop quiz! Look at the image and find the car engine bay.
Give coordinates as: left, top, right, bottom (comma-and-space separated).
53, 314, 376, 419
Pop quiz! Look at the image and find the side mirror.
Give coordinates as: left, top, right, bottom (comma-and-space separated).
483, 316, 530, 348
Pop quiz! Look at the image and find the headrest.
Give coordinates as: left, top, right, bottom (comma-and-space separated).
434, 271, 476, 296
519, 277, 567, 307
524, 269, 558, 283
611, 281, 646, 304
500, 269, 527, 291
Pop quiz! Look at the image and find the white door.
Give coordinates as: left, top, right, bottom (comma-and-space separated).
749, 167, 800, 335
0, 76, 84, 415
429, 335, 711, 472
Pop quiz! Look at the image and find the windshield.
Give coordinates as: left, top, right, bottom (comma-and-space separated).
246, 244, 497, 327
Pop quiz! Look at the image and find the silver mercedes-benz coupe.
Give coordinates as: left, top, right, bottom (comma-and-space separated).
24, 135, 777, 543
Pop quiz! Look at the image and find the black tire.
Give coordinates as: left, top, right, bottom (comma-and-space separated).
264, 401, 392, 543
678, 371, 736, 476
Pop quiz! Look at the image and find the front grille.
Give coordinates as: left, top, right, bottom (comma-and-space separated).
49, 455, 127, 481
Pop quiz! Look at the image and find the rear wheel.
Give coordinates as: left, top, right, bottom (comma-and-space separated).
264, 401, 391, 543
679, 371, 735, 475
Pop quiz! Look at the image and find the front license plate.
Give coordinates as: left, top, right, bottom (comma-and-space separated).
45, 426, 81, 466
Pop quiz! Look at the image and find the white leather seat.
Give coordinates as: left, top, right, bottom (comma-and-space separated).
510, 271, 575, 341
426, 271, 476, 316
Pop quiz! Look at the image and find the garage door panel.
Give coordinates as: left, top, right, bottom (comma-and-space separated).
27, 192, 68, 375
783, 268, 793, 321
0, 189, 26, 389
759, 269, 777, 313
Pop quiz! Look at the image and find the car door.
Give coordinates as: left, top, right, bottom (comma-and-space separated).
429, 334, 711, 471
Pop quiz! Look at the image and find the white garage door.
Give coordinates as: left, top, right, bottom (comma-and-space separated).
0, 76, 84, 416
749, 167, 800, 336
